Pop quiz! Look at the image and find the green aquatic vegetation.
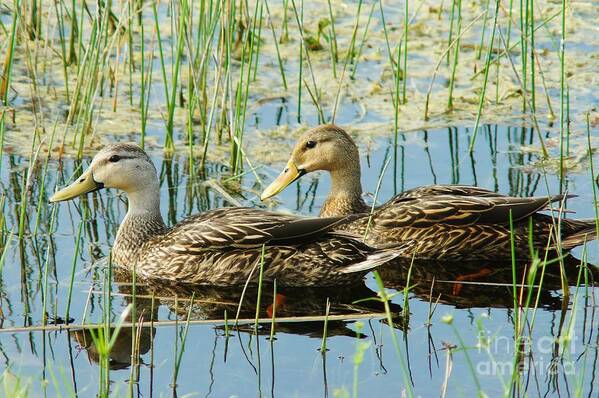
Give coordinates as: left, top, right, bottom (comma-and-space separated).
0, 5, 17, 104
326, 0, 338, 78
351, 322, 370, 398
0, 227, 13, 274
1, 369, 30, 398
442, 313, 484, 397
447, 0, 462, 110
290, 0, 325, 122
587, 113, 599, 243
264, 0, 288, 90
468, 0, 500, 153
88, 303, 132, 397
349, 2, 375, 81
0, 1, 595, 172
330, 0, 365, 121
401, 0, 408, 104
269, 280, 277, 341
0, 1, 597, 396
319, 297, 331, 353
173, 294, 195, 391
254, 244, 266, 335
355, 272, 414, 397
558, 0, 568, 191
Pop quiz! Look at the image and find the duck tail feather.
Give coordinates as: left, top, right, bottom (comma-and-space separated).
562, 220, 598, 250
340, 251, 399, 274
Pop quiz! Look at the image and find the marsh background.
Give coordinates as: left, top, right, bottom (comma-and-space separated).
0, 0, 598, 396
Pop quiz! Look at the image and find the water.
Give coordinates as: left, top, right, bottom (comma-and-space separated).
2, 0, 599, 396
1, 124, 597, 397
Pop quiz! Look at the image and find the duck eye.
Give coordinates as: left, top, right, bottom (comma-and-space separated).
109, 155, 121, 163
305, 140, 317, 149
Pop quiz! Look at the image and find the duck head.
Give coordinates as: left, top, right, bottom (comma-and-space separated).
50, 143, 158, 202
261, 124, 360, 201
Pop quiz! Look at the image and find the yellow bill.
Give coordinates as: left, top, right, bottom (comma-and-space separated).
50, 168, 103, 202
260, 160, 305, 201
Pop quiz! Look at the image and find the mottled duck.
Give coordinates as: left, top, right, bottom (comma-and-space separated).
50, 143, 398, 286
260, 124, 597, 260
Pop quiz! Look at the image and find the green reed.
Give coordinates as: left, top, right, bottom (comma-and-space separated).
290, 0, 325, 122
264, 0, 288, 90
558, 0, 567, 190
254, 245, 267, 335
446, 0, 457, 65
252, 3, 265, 83
129, 260, 139, 396
152, 0, 171, 139
401, 0, 408, 104
349, 3, 375, 81
587, 114, 599, 240
33, 121, 58, 238
377, 1, 403, 192
230, 0, 263, 175
366, 272, 415, 397
468, 0, 500, 153
364, 152, 391, 239
447, 0, 462, 109
40, 205, 58, 327
528, 0, 536, 113
331, 0, 364, 120
0, 111, 5, 175
479, 0, 492, 61
65, 0, 122, 160
0, 3, 17, 105
296, 0, 303, 121
0, 194, 5, 248
1, 369, 30, 397
508, 211, 519, 331
165, 0, 187, 152
64, 206, 87, 323
269, 280, 277, 341
495, 22, 548, 158
442, 314, 484, 396
173, 293, 195, 389
89, 303, 132, 397
326, 0, 338, 78
0, 227, 13, 274
472, 8, 560, 81
17, 140, 35, 244
53, 0, 71, 102
402, 256, 414, 322
533, 50, 555, 120
319, 298, 331, 353
351, 322, 370, 398
572, 279, 591, 396
139, 6, 152, 150
425, 10, 485, 119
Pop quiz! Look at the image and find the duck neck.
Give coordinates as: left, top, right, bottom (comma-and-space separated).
320, 163, 368, 217
112, 180, 167, 267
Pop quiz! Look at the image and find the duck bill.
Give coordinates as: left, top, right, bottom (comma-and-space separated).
261, 161, 305, 201
50, 168, 103, 202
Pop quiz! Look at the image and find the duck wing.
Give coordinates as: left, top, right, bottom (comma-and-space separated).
394, 185, 505, 199
375, 195, 568, 228
157, 207, 353, 251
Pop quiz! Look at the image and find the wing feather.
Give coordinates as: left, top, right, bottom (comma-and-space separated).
155, 207, 350, 252
375, 195, 568, 228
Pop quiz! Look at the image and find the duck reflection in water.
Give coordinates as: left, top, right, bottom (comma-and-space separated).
378, 255, 597, 310
71, 254, 596, 370
71, 269, 404, 369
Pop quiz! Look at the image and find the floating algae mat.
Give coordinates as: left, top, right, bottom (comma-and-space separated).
0, 0, 598, 396
1, 1, 598, 162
